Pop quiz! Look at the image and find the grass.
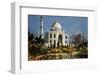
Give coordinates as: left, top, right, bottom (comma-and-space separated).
28, 44, 88, 60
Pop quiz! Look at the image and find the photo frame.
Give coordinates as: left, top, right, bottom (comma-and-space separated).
11, 2, 97, 74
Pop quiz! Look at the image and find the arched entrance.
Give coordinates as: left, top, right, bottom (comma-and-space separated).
58, 34, 63, 47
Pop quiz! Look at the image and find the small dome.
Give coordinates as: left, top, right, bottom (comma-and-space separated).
51, 22, 62, 31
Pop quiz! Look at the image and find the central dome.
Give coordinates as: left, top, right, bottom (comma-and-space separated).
51, 22, 62, 31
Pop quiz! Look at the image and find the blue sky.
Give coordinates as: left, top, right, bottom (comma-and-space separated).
28, 15, 88, 38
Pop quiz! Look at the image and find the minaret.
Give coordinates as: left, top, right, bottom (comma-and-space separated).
37, 32, 40, 38
40, 16, 44, 39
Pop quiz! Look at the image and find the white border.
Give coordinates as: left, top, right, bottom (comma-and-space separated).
11, 2, 97, 74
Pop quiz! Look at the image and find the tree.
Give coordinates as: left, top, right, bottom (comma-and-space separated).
71, 33, 82, 47
28, 31, 34, 42
35, 36, 45, 44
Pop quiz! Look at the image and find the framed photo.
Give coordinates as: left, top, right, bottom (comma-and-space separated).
11, 2, 97, 74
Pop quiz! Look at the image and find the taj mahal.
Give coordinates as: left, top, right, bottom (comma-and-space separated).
39, 16, 69, 47
28, 16, 88, 60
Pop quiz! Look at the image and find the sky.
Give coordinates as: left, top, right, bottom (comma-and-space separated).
28, 15, 88, 38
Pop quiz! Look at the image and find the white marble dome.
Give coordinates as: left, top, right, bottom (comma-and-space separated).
51, 22, 62, 31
